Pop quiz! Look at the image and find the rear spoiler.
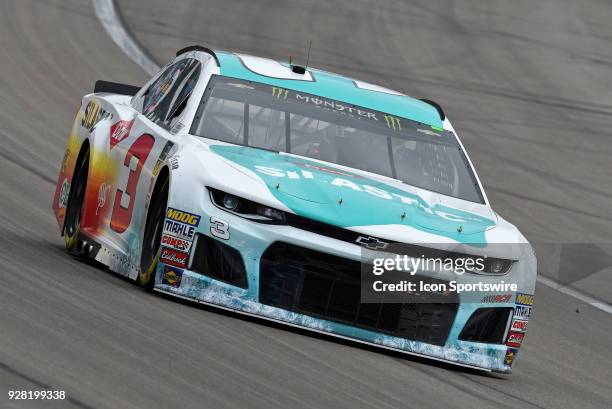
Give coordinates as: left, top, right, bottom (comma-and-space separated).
94, 80, 140, 96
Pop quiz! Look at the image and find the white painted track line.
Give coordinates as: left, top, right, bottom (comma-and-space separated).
93, 0, 160, 76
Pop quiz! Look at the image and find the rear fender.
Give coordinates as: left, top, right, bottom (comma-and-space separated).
52, 103, 90, 231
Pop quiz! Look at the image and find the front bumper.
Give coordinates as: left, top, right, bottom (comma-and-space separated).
154, 195, 533, 373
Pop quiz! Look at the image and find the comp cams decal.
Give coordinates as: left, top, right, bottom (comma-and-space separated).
161, 234, 192, 252
510, 319, 528, 333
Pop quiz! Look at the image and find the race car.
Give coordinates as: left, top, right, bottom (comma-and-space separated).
53, 45, 536, 373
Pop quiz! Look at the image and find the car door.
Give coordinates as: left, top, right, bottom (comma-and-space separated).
103, 58, 202, 276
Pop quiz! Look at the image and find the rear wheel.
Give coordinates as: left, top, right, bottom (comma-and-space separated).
64, 146, 89, 256
139, 177, 169, 290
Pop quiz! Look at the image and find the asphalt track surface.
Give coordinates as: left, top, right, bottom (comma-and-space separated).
1, 0, 611, 408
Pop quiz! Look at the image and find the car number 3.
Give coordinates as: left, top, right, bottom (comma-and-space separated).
110, 134, 155, 233
210, 216, 229, 240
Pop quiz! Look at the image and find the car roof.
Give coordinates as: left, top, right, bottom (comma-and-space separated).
213, 51, 443, 127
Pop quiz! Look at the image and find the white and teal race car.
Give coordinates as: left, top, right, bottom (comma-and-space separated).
53, 45, 536, 373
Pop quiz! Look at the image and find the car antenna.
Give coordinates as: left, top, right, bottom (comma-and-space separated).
290, 42, 310, 75
305, 40, 312, 69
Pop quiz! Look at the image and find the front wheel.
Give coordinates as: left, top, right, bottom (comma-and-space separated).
139, 178, 169, 290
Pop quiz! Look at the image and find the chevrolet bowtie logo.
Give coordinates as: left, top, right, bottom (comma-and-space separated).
355, 236, 388, 250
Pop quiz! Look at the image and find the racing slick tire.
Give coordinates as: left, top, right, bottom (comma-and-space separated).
138, 173, 169, 291
63, 144, 89, 257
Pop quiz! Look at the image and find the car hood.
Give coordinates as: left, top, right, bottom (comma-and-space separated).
206, 144, 497, 244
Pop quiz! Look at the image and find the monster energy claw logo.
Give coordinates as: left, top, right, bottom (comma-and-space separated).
384, 115, 401, 130
272, 87, 289, 99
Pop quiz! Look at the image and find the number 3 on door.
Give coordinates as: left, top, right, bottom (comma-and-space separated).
110, 134, 155, 233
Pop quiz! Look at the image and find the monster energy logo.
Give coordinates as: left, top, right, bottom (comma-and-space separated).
272, 87, 288, 99
384, 115, 401, 130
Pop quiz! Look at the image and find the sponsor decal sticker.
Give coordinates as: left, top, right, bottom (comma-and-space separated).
161, 265, 183, 288
293, 93, 379, 121
163, 220, 196, 240
97, 182, 111, 215
514, 305, 532, 320
61, 149, 70, 172
481, 294, 513, 303
169, 122, 184, 135
109, 119, 134, 149
511, 319, 528, 333
504, 348, 518, 366
417, 128, 441, 137
227, 82, 255, 90
506, 331, 524, 348
161, 234, 192, 252
160, 247, 189, 268
166, 208, 201, 226
272, 87, 289, 99
516, 293, 534, 306
170, 155, 180, 170
384, 114, 401, 130
59, 178, 70, 208
82, 100, 112, 132
152, 141, 175, 177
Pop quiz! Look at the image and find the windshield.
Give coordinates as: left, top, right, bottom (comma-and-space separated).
192, 75, 484, 203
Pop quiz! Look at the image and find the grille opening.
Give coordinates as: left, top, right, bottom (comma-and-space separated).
459, 307, 513, 344
259, 242, 458, 346
190, 234, 248, 288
